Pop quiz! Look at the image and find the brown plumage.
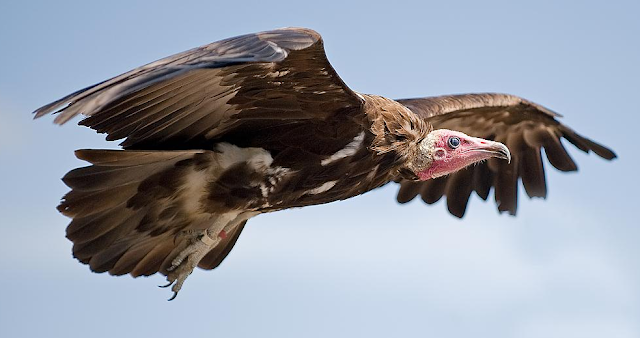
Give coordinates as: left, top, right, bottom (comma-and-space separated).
33, 27, 616, 298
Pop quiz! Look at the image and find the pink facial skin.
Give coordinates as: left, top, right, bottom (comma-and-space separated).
417, 130, 511, 180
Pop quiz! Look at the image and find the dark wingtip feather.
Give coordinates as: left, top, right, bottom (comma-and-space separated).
420, 178, 447, 204
32, 103, 61, 119
32, 96, 74, 120
32, 82, 102, 121
445, 169, 474, 218
396, 182, 421, 204
472, 163, 492, 200
560, 126, 617, 161
544, 138, 578, 172
584, 138, 617, 160
493, 158, 519, 216
497, 206, 517, 216
447, 203, 466, 218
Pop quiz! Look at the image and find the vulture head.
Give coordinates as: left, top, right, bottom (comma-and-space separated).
409, 129, 511, 180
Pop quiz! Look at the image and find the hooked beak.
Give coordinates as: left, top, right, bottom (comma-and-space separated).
466, 138, 511, 164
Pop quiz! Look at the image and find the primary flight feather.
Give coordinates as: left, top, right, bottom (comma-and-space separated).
34, 27, 616, 299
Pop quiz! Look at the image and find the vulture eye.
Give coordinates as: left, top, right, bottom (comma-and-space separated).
447, 136, 461, 149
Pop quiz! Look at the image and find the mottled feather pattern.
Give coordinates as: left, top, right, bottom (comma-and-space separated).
365, 94, 432, 162
59, 148, 279, 276
61, 150, 215, 275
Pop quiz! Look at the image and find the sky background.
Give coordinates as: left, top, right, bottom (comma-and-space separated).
0, 0, 638, 337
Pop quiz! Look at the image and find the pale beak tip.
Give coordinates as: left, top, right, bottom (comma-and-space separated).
497, 142, 511, 164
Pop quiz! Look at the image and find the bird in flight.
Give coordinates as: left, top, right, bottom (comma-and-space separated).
34, 28, 616, 300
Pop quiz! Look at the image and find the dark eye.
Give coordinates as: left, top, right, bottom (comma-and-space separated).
448, 136, 461, 149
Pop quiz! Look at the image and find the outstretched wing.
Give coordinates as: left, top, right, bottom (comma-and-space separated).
35, 28, 367, 279
395, 93, 616, 217
33, 27, 364, 150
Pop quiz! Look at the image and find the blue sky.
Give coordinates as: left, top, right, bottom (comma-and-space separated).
0, 1, 638, 337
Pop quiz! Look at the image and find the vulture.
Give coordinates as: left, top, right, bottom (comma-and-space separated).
34, 27, 616, 300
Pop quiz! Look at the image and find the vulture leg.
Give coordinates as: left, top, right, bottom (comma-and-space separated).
163, 212, 255, 300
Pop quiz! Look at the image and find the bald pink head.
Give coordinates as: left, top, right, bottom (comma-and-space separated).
414, 129, 511, 180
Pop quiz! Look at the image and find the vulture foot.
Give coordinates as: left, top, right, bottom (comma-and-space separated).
164, 230, 221, 301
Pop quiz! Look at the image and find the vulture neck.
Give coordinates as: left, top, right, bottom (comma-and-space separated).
362, 94, 432, 164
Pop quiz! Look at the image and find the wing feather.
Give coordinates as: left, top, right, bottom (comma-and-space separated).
471, 162, 493, 201
519, 147, 546, 198
33, 28, 363, 150
420, 176, 448, 204
445, 167, 474, 218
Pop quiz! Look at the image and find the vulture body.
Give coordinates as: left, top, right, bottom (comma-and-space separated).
34, 28, 616, 299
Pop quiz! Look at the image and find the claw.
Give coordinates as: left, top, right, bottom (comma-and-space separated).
168, 292, 178, 301
159, 281, 173, 288
161, 229, 216, 300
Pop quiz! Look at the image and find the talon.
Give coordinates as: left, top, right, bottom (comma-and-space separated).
159, 281, 173, 288
161, 229, 220, 299
168, 292, 178, 301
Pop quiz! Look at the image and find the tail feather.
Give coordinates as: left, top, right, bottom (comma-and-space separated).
61, 148, 249, 279
62, 162, 172, 191
111, 235, 167, 276
132, 239, 176, 277
198, 221, 247, 270
72, 210, 143, 261
66, 203, 132, 242
89, 240, 134, 273
58, 183, 138, 217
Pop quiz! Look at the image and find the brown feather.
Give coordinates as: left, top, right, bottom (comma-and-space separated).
520, 147, 546, 198
60, 149, 228, 278
198, 221, 247, 270
471, 163, 493, 200
66, 205, 135, 243
544, 136, 578, 172
58, 183, 138, 217
420, 177, 448, 204
33, 28, 363, 151
445, 167, 474, 218
132, 239, 176, 277
396, 181, 422, 204
72, 211, 144, 261
88, 241, 133, 273
493, 157, 519, 215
